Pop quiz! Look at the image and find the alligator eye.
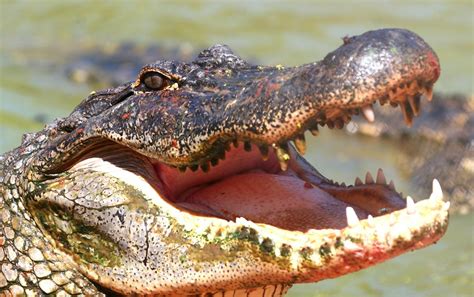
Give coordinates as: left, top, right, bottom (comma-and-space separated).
142, 72, 170, 90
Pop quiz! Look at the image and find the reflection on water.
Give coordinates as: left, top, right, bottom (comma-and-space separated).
0, 1, 472, 296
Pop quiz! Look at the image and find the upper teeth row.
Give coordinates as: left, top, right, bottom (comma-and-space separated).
274, 84, 434, 171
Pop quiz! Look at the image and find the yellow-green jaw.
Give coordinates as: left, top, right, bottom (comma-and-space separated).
30, 152, 449, 295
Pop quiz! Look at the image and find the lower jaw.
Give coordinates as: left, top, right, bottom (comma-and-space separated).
67, 147, 450, 294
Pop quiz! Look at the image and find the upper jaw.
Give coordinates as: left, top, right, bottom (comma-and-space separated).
35, 29, 439, 176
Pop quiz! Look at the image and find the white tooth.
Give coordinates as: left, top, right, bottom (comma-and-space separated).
443, 201, 451, 211
430, 178, 443, 201
361, 105, 375, 122
346, 207, 360, 227
376, 168, 386, 184
367, 215, 374, 227
406, 196, 416, 214
365, 171, 374, 184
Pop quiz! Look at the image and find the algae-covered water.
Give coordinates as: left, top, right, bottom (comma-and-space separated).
0, 1, 473, 296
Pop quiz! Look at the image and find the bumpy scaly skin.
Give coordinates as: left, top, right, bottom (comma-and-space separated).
0, 29, 448, 295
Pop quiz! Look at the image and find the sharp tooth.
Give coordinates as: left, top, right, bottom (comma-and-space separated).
341, 182, 346, 187
275, 144, 291, 171
217, 147, 226, 160
376, 168, 386, 184
258, 145, 269, 161
294, 134, 306, 155
334, 118, 344, 129
365, 171, 374, 184
200, 162, 210, 173
424, 86, 433, 101
367, 215, 374, 227
346, 207, 360, 227
406, 196, 416, 214
190, 164, 199, 172
400, 101, 414, 126
233, 139, 239, 148
278, 159, 289, 171
361, 105, 375, 122
430, 178, 443, 201
327, 121, 335, 129
407, 94, 421, 116
355, 177, 363, 186
218, 148, 226, 160
388, 180, 396, 191
244, 141, 252, 152
178, 166, 187, 173
310, 124, 319, 136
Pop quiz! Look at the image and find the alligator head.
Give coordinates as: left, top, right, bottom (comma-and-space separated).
25, 28, 448, 295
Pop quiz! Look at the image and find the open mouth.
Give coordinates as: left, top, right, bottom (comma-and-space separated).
73, 86, 447, 236
155, 142, 405, 232
63, 87, 450, 294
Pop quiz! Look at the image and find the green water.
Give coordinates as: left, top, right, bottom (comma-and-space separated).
0, 1, 473, 296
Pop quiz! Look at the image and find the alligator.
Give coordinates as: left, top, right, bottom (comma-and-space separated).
0, 28, 450, 296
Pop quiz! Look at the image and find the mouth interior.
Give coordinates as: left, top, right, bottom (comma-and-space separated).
151, 142, 405, 232
69, 78, 433, 234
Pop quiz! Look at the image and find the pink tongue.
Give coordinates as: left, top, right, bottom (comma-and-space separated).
185, 172, 368, 231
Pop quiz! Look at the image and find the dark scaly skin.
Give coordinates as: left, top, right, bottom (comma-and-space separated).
0, 29, 448, 295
